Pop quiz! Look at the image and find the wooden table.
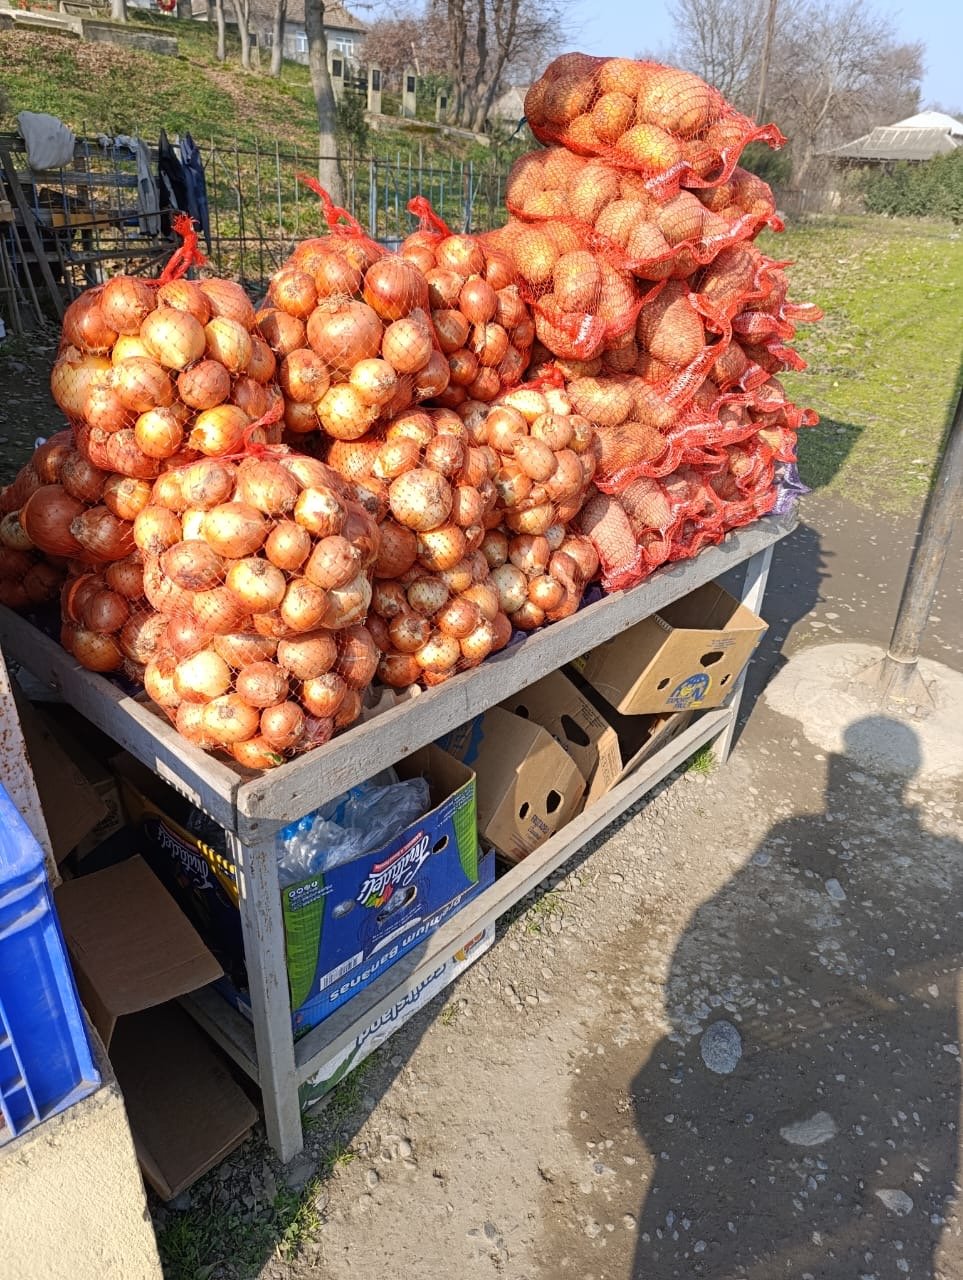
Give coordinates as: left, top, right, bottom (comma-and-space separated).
0, 512, 794, 1161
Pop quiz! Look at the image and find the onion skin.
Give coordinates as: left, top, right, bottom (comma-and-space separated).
21, 486, 87, 559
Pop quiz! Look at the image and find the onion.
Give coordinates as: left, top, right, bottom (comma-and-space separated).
203, 693, 261, 746
511, 599, 545, 630
387, 610, 431, 654
495, 286, 527, 329
70, 506, 135, 562
160, 540, 222, 591
528, 574, 566, 611
134, 506, 183, 555
363, 258, 427, 321
205, 316, 253, 375
73, 627, 124, 672
199, 279, 256, 329
425, 268, 463, 310
166, 611, 214, 659
438, 559, 476, 593
63, 291, 117, 354
366, 613, 391, 651
226, 557, 286, 612
493, 464, 532, 509
145, 654, 182, 707
277, 630, 337, 680
459, 277, 498, 325
180, 460, 236, 510
467, 367, 500, 402
0, 510, 33, 551
279, 349, 330, 404
51, 352, 112, 420
232, 736, 287, 769
21, 486, 86, 558
349, 358, 398, 408
317, 384, 378, 441
235, 660, 288, 708
112, 357, 174, 414
101, 276, 157, 335
423, 435, 466, 478
270, 268, 318, 319
415, 349, 451, 399
257, 308, 305, 356
304, 535, 361, 590
388, 469, 452, 532
189, 404, 251, 457
104, 431, 161, 480
436, 596, 481, 639
34, 435, 75, 485
141, 307, 206, 370
301, 672, 347, 718
530, 413, 574, 451
490, 562, 529, 614
373, 519, 417, 578
212, 631, 277, 668
233, 376, 269, 423
247, 335, 277, 383
323, 573, 371, 629
294, 487, 345, 537
279, 578, 329, 633
260, 702, 305, 750
448, 348, 479, 388
233, 459, 299, 516
178, 360, 231, 410
311, 248, 363, 298
22, 562, 63, 604
133, 407, 184, 460
436, 234, 486, 276
306, 301, 383, 373
119, 611, 166, 663
265, 520, 311, 571
336, 625, 379, 689
283, 398, 319, 435
373, 438, 420, 481
174, 649, 232, 702
157, 279, 211, 324
416, 523, 468, 572
372, 579, 408, 618
480, 529, 509, 567
377, 651, 421, 688
490, 610, 512, 651
60, 452, 107, 504
102, 555, 142, 601
406, 575, 449, 617
469, 322, 509, 369
100, 481, 149, 529
415, 632, 460, 673
460, 618, 497, 665
386, 410, 434, 446
381, 318, 432, 374
460, 580, 499, 621
203, 502, 267, 557
78, 585, 130, 634
175, 701, 215, 747
450, 484, 485, 528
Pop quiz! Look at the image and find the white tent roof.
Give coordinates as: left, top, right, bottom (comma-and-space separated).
890, 110, 963, 136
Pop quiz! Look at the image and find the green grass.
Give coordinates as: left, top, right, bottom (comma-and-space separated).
686, 744, 716, 776
524, 889, 566, 934
157, 1174, 325, 1280
759, 215, 963, 514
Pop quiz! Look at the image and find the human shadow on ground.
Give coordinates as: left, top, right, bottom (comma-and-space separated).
630, 718, 962, 1278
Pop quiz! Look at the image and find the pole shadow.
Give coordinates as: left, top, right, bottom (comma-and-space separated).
630, 717, 962, 1278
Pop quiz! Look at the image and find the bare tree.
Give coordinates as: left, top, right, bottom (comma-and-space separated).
666, 0, 923, 184
305, 0, 345, 201
446, 0, 565, 131
270, 0, 287, 76
362, 12, 448, 86
212, 0, 227, 61
110, 0, 128, 22
667, 0, 765, 103
229, 0, 253, 69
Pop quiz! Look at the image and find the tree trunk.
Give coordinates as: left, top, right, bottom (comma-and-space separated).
213, 0, 226, 60
110, 0, 127, 22
230, 0, 252, 69
270, 0, 286, 76
305, 0, 344, 202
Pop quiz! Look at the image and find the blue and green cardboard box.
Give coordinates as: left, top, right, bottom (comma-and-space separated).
123, 746, 491, 1033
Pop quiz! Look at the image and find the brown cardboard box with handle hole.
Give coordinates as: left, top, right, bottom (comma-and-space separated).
501, 670, 694, 809
438, 707, 585, 863
571, 583, 767, 716
55, 857, 257, 1200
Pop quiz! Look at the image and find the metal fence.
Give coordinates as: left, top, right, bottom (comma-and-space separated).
0, 132, 513, 331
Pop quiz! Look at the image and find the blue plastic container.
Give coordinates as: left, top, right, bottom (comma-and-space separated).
0, 783, 100, 1144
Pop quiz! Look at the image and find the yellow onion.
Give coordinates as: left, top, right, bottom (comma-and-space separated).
141, 307, 206, 370
205, 316, 253, 374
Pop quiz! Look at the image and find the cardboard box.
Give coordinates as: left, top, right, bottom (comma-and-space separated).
439, 707, 586, 862
501, 669, 693, 808
119, 748, 491, 1035
15, 694, 110, 865
298, 926, 494, 1112
54, 857, 257, 1200
38, 707, 128, 859
571, 583, 767, 715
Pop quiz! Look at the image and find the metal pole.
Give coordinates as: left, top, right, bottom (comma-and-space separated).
864, 381, 963, 709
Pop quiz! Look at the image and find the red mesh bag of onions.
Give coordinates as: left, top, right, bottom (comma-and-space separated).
399, 196, 535, 404
523, 54, 785, 198
262, 179, 451, 446
126, 447, 384, 769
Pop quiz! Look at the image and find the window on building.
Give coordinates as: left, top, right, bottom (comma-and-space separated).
406, 75, 415, 94
370, 68, 381, 91
332, 37, 355, 56
293, 32, 308, 53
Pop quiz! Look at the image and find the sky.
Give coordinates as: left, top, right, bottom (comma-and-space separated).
563, 0, 962, 111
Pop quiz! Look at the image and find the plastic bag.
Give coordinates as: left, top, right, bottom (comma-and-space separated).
276, 769, 431, 885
